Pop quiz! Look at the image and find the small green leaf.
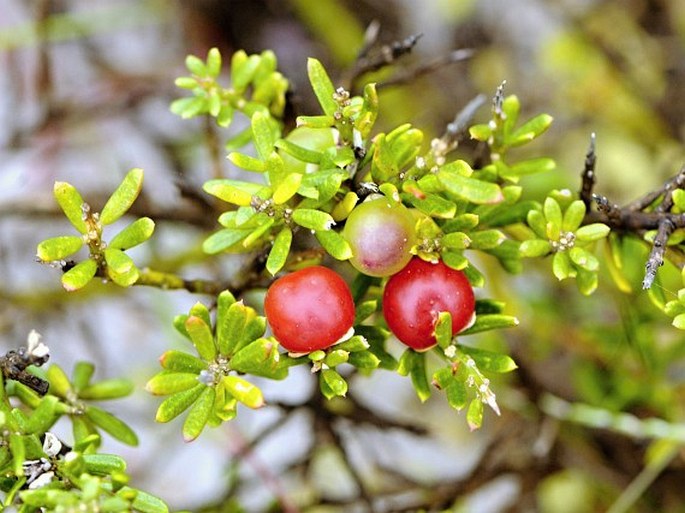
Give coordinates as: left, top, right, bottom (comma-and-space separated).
266, 228, 292, 275
183, 386, 215, 442
203, 228, 252, 254
442, 232, 471, 250
230, 338, 287, 379
576, 223, 610, 242
104, 248, 134, 275
82, 454, 127, 476
170, 96, 206, 118
307, 58, 337, 117
272, 173, 303, 205
47, 364, 72, 397
185, 316, 216, 362
276, 139, 323, 164
85, 405, 139, 446
348, 351, 381, 369
62, 259, 98, 291
37, 235, 84, 261
460, 314, 519, 335
320, 369, 347, 399
434, 312, 453, 349
206, 47, 221, 77
562, 201, 586, 233
54, 181, 87, 234
543, 197, 563, 240
72, 361, 95, 392
227, 152, 267, 173
25, 395, 59, 434
251, 111, 276, 160
80, 379, 134, 400
437, 167, 503, 204
673, 313, 685, 330
221, 376, 264, 408
146, 372, 200, 395
569, 247, 599, 272
185, 54, 206, 76
466, 398, 484, 431
527, 209, 547, 239
216, 300, 247, 356
203, 179, 259, 206
296, 115, 335, 129
128, 489, 169, 513
100, 168, 144, 226
398, 349, 431, 402
507, 113, 553, 146
109, 217, 155, 250
519, 239, 552, 258
552, 251, 574, 280
576, 268, 598, 296
469, 123, 492, 142
458, 345, 517, 373
159, 350, 207, 373
155, 383, 205, 423
315, 230, 353, 260
292, 209, 335, 231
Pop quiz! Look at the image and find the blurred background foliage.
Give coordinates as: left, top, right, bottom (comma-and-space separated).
2, 0, 685, 512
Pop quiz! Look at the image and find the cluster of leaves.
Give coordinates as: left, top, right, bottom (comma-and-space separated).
0, 333, 167, 512
36, 168, 153, 291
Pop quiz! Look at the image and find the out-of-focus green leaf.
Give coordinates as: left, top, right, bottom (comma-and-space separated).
80, 379, 134, 400
85, 405, 138, 446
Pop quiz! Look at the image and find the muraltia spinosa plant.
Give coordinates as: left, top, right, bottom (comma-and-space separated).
15, 43, 685, 511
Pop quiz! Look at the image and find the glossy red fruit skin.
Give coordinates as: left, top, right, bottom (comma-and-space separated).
382, 257, 475, 351
264, 266, 355, 353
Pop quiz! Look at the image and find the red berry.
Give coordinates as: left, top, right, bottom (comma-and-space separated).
343, 197, 416, 277
264, 266, 355, 353
382, 257, 475, 351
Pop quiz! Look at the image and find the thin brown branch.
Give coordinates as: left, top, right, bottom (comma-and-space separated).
580, 133, 597, 209
376, 48, 475, 90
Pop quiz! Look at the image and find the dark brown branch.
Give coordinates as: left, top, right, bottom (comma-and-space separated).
376, 48, 475, 90
0, 335, 50, 396
580, 133, 597, 209
643, 218, 676, 289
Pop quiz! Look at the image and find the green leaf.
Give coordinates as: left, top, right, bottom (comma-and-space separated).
128, 488, 170, 513
398, 349, 431, 402
221, 376, 264, 409
185, 54, 206, 76
230, 338, 287, 379
203, 179, 259, 206
202, 228, 252, 254
519, 239, 552, 258
36, 235, 84, 262
54, 181, 87, 234
104, 248, 139, 287
61, 259, 98, 291
552, 251, 574, 280
576, 223, 610, 242
72, 361, 95, 392
466, 397, 484, 431
109, 217, 155, 250
146, 372, 200, 395
505, 157, 556, 178
434, 312, 453, 349
82, 453, 127, 476
292, 208, 335, 231
47, 364, 72, 397
251, 111, 276, 160
673, 313, 685, 330
507, 113, 553, 146
442, 232, 471, 250
272, 173, 303, 204
206, 47, 221, 77
170, 96, 206, 118
437, 167, 503, 204
85, 405, 139, 446
159, 350, 207, 374
469, 230, 505, 250
80, 379, 134, 400
307, 58, 337, 117
562, 200, 586, 233
527, 209, 547, 239
183, 386, 215, 442
356, 82, 378, 137
406, 193, 456, 219
458, 345, 517, 373
320, 369, 347, 399
576, 268, 598, 296
216, 300, 247, 355
295, 115, 335, 129
569, 247, 599, 272
185, 316, 216, 361
266, 228, 292, 275
276, 138, 323, 164
100, 168, 144, 226
348, 351, 381, 370
315, 230, 353, 260
227, 152, 267, 172
155, 383, 205, 423
543, 197, 563, 240
460, 314, 519, 335
469, 123, 492, 142
25, 395, 59, 434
